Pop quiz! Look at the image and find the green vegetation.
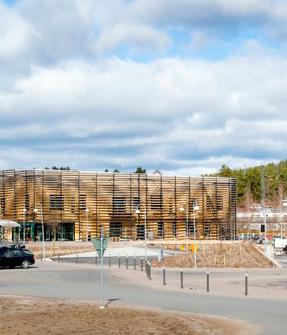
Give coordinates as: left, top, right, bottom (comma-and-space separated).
213, 160, 287, 207
45, 166, 71, 170
135, 167, 146, 173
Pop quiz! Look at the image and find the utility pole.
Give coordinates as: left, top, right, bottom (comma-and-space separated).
99, 226, 105, 309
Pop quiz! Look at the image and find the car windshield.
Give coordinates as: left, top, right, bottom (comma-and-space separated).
23, 250, 32, 255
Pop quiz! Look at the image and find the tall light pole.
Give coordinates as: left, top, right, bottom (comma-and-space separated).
23, 208, 27, 242
281, 199, 287, 239
264, 210, 267, 255
85, 208, 89, 241
34, 205, 45, 259
135, 204, 147, 260
193, 201, 199, 268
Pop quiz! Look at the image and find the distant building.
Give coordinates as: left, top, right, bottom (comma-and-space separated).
0, 169, 237, 241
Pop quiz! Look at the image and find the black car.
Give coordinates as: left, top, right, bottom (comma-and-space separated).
0, 244, 35, 269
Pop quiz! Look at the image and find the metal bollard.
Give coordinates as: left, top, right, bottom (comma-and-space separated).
76, 254, 79, 265
140, 257, 143, 271
40, 252, 43, 262
145, 260, 148, 277
207, 269, 210, 293
58, 255, 60, 263
119, 256, 121, 268
134, 256, 136, 270
148, 262, 152, 280
245, 271, 248, 296
95, 256, 98, 266
163, 267, 166, 286
180, 269, 183, 289
126, 256, 129, 269
109, 256, 111, 267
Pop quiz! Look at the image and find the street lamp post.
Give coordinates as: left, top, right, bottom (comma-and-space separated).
34, 206, 45, 259
264, 211, 267, 255
135, 205, 147, 260
193, 202, 199, 268
281, 199, 287, 239
180, 201, 199, 267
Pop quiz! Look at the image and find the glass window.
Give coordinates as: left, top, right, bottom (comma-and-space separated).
113, 197, 126, 212
79, 194, 86, 210
158, 221, 164, 238
150, 194, 162, 210
71, 196, 76, 213
49, 195, 64, 210
25, 194, 30, 211
133, 197, 140, 211
11, 250, 22, 257
216, 195, 223, 210
0, 197, 5, 214
4, 250, 13, 258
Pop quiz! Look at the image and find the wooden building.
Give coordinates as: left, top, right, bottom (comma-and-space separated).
0, 170, 237, 241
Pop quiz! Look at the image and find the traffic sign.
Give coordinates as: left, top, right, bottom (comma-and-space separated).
91, 237, 109, 257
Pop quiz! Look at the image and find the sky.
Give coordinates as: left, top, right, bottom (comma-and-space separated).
1, 0, 287, 176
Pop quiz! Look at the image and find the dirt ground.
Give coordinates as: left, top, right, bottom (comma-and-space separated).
153, 242, 273, 268
0, 296, 252, 335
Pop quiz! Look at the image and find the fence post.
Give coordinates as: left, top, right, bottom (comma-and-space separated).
126, 256, 129, 269
134, 256, 136, 270
76, 254, 79, 265
118, 256, 121, 268
180, 268, 183, 289
95, 256, 97, 266
148, 262, 152, 280
163, 267, 166, 286
58, 255, 60, 263
40, 252, 43, 262
140, 257, 143, 271
207, 269, 210, 293
245, 271, 248, 296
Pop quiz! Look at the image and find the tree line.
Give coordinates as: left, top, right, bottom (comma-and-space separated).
212, 160, 287, 207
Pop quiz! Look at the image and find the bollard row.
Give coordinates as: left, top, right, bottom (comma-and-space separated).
57, 256, 248, 297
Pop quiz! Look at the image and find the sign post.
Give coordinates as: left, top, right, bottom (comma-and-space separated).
91, 227, 109, 309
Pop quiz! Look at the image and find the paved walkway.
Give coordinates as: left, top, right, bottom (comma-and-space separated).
60, 246, 173, 258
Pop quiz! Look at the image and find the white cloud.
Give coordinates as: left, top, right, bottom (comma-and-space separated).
0, 2, 36, 59
94, 23, 170, 53
0, 47, 287, 173
0, 0, 287, 174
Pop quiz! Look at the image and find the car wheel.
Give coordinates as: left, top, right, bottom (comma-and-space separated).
21, 260, 29, 269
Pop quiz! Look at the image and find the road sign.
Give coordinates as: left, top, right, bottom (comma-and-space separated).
91, 237, 109, 257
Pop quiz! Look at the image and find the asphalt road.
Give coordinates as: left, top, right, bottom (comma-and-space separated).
0, 262, 287, 335
277, 255, 287, 268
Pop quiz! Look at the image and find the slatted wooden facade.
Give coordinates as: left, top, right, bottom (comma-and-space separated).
0, 170, 237, 240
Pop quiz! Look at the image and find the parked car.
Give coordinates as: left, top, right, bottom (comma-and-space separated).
0, 244, 35, 269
